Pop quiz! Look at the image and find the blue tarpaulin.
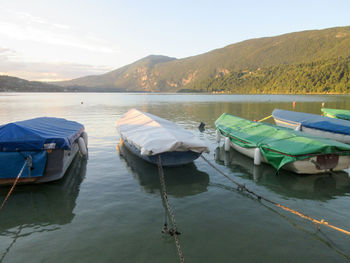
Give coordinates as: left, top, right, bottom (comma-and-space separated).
0, 151, 47, 179
0, 117, 84, 152
272, 109, 350, 135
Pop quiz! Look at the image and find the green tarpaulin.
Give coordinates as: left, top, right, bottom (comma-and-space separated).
215, 113, 350, 170
321, 108, 350, 121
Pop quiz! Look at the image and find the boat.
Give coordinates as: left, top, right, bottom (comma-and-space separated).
215, 113, 350, 174
0, 117, 88, 185
272, 109, 350, 144
215, 146, 350, 199
117, 139, 209, 197
321, 108, 350, 121
116, 109, 209, 166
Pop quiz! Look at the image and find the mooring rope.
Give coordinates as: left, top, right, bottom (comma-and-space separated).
0, 160, 27, 212
201, 155, 350, 236
257, 115, 273, 122
157, 156, 185, 263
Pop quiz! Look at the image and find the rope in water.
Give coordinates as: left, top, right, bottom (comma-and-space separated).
157, 156, 185, 263
201, 155, 350, 236
0, 160, 27, 212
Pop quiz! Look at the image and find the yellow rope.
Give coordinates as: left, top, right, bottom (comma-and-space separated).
276, 204, 350, 235
0, 160, 27, 212
257, 115, 273, 122
201, 155, 350, 237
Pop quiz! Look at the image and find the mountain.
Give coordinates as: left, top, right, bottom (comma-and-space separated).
54, 55, 176, 92
54, 26, 350, 93
0, 75, 65, 92
4, 26, 350, 93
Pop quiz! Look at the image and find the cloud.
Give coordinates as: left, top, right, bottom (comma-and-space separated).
0, 9, 119, 81
0, 9, 119, 53
0, 52, 113, 81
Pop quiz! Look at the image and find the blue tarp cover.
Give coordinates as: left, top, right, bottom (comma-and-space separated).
272, 109, 350, 135
0, 151, 47, 178
0, 117, 84, 151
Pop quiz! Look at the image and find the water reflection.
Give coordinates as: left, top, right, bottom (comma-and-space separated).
215, 146, 350, 200
117, 140, 209, 197
0, 155, 87, 234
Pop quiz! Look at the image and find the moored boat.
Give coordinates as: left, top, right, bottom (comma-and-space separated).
116, 109, 209, 166
272, 109, 350, 144
0, 117, 88, 185
215, 113, 350, 174
321, 108, 350, 121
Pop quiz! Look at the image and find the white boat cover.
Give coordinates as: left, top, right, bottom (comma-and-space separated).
116, 109, 210, 156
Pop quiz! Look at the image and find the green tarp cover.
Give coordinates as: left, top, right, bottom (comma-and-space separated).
215, 113, 350, 170
321, 108, 350, 121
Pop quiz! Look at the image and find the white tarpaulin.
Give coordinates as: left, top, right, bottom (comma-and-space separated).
116, 109, 210, 156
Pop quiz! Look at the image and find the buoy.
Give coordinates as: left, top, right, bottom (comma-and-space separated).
81, 131, 88, 147
295, 125, 301, 131
198, 122, 205, 132
224, 137, 231, 152
254, 148, 262, 165
215, 130, 221, 143
293, 101, 296, 110
78, 137, 88, 156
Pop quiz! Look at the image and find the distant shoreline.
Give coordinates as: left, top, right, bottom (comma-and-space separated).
1, 91, 349, 95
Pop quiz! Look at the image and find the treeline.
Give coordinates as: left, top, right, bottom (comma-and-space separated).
0, 75, 64, 92
190, 56, 350, 94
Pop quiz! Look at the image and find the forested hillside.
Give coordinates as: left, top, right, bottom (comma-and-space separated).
190, 56, 350, 94
55, 26, 350, 94
0, 76, 64, 92
3, 26, 350, 93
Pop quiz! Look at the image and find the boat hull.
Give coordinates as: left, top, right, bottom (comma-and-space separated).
228, 140, 350, 174
121, 139, 201, 167
0, 143, 80, 185
273, 117, 350, 144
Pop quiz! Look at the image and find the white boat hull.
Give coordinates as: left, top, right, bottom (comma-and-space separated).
228, 140, 350, 174
274, 118, 350, 144
37, 143, 80, 183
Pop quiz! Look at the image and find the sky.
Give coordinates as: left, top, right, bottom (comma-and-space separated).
0, 0, 349, 82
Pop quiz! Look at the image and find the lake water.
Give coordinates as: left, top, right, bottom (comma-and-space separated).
0, 93, 350, 263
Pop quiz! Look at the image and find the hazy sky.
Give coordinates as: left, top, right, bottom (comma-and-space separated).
0, 0, 349, 81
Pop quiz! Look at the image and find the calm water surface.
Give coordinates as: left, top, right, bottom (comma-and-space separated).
0, 93, 350, 263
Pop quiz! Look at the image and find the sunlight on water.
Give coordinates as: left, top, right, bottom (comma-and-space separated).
0, 93, 350, 263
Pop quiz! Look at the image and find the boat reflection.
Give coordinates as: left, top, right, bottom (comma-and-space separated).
215, 146, 350, 200
117, 140, 209, 197
0, 155, 87, 234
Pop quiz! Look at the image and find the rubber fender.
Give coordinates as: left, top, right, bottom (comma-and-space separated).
224, 137, 231, 152
254, 148, 262, 165
78, 137, 88, 156
81, 131, 88, 147
295, 125, 301, 131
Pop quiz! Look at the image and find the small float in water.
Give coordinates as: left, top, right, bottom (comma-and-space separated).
215, 113, 350, 174
321, 108, 350, 121
116, 109, 209, 166
0, 117, 88, 185
272, 109, 350, 144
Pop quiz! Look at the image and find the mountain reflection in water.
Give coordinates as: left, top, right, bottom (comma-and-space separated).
117, 140, 209, 197
215, 146, 350, 200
